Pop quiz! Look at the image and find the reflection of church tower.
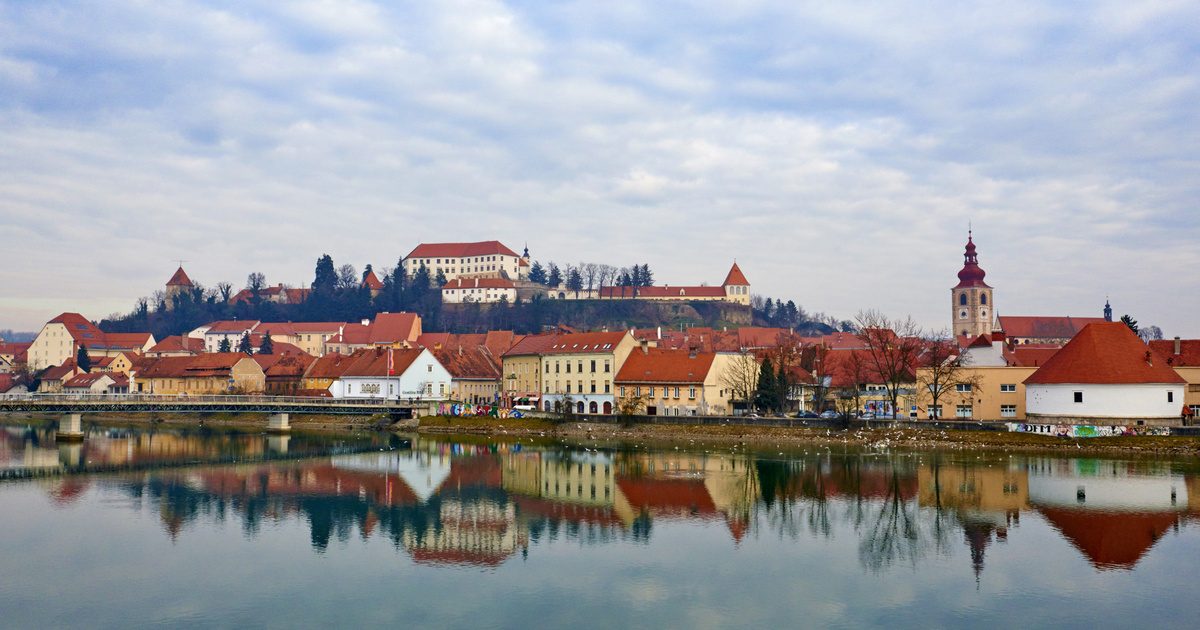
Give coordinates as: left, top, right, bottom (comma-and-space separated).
951, 231, 993, 339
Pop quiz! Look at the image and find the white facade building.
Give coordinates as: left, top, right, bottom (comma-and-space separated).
329, 347, 453, 401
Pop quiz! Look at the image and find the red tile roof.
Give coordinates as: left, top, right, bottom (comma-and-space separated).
204, 320, 260, 334
737, 327, 792, 349
95, 332, 153, 351
999, 316, 1107, 340
0, 341, 31, 361
148, 336, 205, 355
1036, 507, 1179, 570
406, 241, 520, 259
599, 285, 727, 299
369, 312, 421, 344
432, 345, 501, 380
1024, 323, 1185, 385
442, 277, 516, 290
41, 359, 79, 382
362, 270, 383, 290
136, 353, 261, 379
615, 348, 716, 384
253, 352, 316, 378
337, 347, 426, 378
504, 331, 628, 357
166, 266, 193, 287
722, 262, 749, 286
1004, 346, 1060, 367
48, 313, 104, 345
304, 353, 357, 380
1149, 339, 1200, 368
64, 372, 113, 389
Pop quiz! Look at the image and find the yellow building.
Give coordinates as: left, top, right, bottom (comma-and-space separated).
913, 365, 1038, 420
614, 348, 739, 416
133, 354, 266, 395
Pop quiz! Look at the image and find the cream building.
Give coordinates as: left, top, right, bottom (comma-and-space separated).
402, 241, 530, 284
441, 277, 518, 304
913, 365, 1038, 420
614, 347, 739, 416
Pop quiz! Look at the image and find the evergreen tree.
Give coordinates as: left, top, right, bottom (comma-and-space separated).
362, 264, 373, 280
775, 360, 790, 412
567, 268, 584, 292
312, 254, 337, 295
754, 357, 776, 412
434, 269, 448, 287
258, 331, 274, 355
1121, 314, 1139, 335
547, 264, 562, 288
218, 337, 232, 353
640, 264, 653, 287
630, 265, 643, 287
237, 332, 253, 355
529, 261, 547, 285
76, 345, 92, 373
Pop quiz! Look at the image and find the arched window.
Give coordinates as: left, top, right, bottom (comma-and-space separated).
981, 293, 988, 305
589, 401, 598, 414
959, 293, 967, 306
576, 401, 585, 414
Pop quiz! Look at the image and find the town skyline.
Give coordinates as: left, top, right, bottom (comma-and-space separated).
2, 1, 1197, 335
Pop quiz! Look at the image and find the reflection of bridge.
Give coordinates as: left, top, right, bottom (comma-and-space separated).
0, 394, 429, 438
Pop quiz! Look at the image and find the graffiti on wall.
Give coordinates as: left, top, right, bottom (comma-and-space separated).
1006, 423, 1171, 438
437, 402, 525, 419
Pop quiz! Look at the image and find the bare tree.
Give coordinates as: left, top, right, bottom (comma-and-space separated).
915, 331, 981, 420
855, 310, 924, 419
337, 264, 357, 290
216, 282, 233, 303
580, 262, 599, 291
720, 351, 761, 409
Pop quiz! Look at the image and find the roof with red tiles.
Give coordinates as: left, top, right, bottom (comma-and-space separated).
63, 372, 114, 389
253, 352, 316, 378
1024, 322, 1185, 385
166, 266, 193, 287
616, 478, 718, 519
504, 331, 629, 357
48, 313, 104, 345
148, 336, 205, 355
41, 359, 79, 382
95, 332, 154, 350
303, 353, 356, 380
1004, 346, 1061, 368
0, 341, 31, 361
1149, 339, 1200, 368
615, 348, 716, 384
362, 270, 383, 290
136, 354, 262, 379
599, 285, 727, 299
406, 241, 520, 259
204, 320, 260, 334
737, 327, 792, 349
442, 277, 516, 290
337, 347, 426, 378
722, 262, 749, 286
1036, 506, 1179, 570
999, 315, 1107, 340
432, 345, 501, 380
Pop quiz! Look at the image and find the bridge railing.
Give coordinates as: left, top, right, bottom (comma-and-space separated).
0, 393, 419, 407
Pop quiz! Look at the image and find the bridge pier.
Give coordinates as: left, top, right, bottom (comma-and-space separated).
57, 413, 84, 442
267, 413, 291, 433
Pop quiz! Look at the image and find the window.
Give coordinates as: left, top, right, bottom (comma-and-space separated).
635, 387, 641, 397
1168, 391, 1174, 403
959, 293, 967, 306
1073, 391, 1084, 403
929, 405, 942, 419
604, 383, 611, 393
604, 361, 610, 373
1001, 404, 1017, 418
955, 383, 972, 393
590, 381, 596, 393
620, 386, 626, 397
1000, 384, 1016, 393
556, 361, 560, 374
590, 360, 596, 372
688, 387, 696, 399
566, 362, 571, 373
674, 387, 680, 399
981, 294, 987, 305
578, 361, 583, 373
956, 405, 973, 418
566, 382, 572, 393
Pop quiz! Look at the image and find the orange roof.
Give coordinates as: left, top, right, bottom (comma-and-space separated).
48, 313, 103, 345
615, 348, 716, 384
999, 316, 1107, 340
599, 285, 727, 298
41, 359, 79, 382
205, 320, 259, 334
303, 353, 356, 379
1004, 346, 1060, 367
148, 336, 205, 355
361, 270, 383, 290
370, 312, 421, 344
253, 352, 315, 378
432, 345, 501, 380
505, 331, 628, 357
95, 332, 153, 351
338, 347, 426, 377
442, 277, 515, 290
406, 241, 520, 259
63, 372, 113, 388
166, 266, 193, 287
616, 478, 718, 519
722, 262, 749, 286
136, 353, 260, 379
1025, 322, 1185, 385
1149, 339, 1200, 367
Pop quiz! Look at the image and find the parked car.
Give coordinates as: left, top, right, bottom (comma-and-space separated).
858, 412, 876, 420
795, 411, 819, 419
819, 410, 839, 419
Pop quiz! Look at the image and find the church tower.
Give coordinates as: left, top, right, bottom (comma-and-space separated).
951, 231, 993, 339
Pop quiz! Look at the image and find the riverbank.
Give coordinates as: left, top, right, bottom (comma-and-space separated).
415, 416, 1200, 456
5, 412, 398, 433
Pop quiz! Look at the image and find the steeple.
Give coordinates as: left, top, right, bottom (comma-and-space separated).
522, 243, 530, 259
955, 230, 990, 289
1104, 298, 1113, 322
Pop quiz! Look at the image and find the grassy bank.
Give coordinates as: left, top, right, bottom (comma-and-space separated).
415, 416, 1200, 457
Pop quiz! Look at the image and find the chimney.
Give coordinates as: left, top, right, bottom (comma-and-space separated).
656, 326, 662, 340
640, 339, 649, 355
361, 318, 370, 326
1175, 336, 1182, 355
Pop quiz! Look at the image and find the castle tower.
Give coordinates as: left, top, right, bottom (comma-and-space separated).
165, 266, 194, 309
951, 231, 993, 339
722, 262, 751, 306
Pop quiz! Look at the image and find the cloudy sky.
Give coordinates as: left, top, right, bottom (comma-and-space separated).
1, 1, 1197, 335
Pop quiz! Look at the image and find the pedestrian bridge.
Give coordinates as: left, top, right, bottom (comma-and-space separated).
0, 394, 428, 438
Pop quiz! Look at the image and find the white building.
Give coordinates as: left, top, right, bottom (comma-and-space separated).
441, 277, 518, 304
199, 320, 260, 353
402, 241, 530, 284
328, 347, 453, 401
1024, 322, 1185, 423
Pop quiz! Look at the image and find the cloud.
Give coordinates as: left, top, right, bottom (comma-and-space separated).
0, 0, 1196, 335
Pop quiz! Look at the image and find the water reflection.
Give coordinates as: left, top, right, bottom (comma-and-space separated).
21, 432, 1198, 576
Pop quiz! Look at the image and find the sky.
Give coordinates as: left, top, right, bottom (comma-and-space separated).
1, 1, 1197, 336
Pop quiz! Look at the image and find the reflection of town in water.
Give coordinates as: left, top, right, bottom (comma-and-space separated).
15, 427, 1200, 575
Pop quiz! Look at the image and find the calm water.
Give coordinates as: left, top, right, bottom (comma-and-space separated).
2, 423, 1200, 629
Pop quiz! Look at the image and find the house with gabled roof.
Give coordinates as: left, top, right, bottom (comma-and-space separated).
614, 347, 737, 416
1025, 322, 1185, 424
327, 347, 452, 401
503, 330, 637, 415
27, 313, 154, 371
402, 240, 529, 285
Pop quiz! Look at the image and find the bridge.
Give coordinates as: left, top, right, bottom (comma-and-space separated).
0, 394, 431, 439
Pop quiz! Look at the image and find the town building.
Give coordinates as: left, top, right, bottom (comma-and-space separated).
146, 336, 206, 358
254, 353, 316, 396
431, 344, 503, 404
588, 262, 751, 306
913, 364, 1039, 421
200, 320, 260, 353
1149, 337, 1200, 418
63, 372, 129, 395
1024, 322, 1185, 424
324, 313, 422, 354
0, 340, 31, 373
998, 315, 1107, 346
132, 353, 267, 395
614, 347, 737, 416
504, 330, 637, 415
361, 269, 384, 298
27, 313, 154, 371
327, 347, 452, 401
441, 277, 518, 304
402, 241, 530, 284
228, 284, 310, 305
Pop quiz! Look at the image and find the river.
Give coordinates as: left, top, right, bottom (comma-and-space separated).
2, 422, 1199, 628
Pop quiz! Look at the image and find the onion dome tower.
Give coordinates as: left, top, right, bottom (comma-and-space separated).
952, 230, 993, 339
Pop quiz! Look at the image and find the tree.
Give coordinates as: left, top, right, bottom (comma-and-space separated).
915, 332, 979, 420
566, 268, 584, 292
616, 390, 652, 425
639, 264, 653, 287
1139, 325, 1164, 342
312, 255, 337, 295
1121, 314, 1139, 336
755, 357, 778, 412
218, 337, 232, 353
76, 345, 92, 373
529, 261, 547, 285
721, 352, 760, 409
337, 264, 358, 290
855, 310, 924, 419
547, 264, 562, 288
434, 269, 448, 287
217, 282, 233, 303
246, 272, 266, 305
258, 331, 274, 355
237, 332, 253, 355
